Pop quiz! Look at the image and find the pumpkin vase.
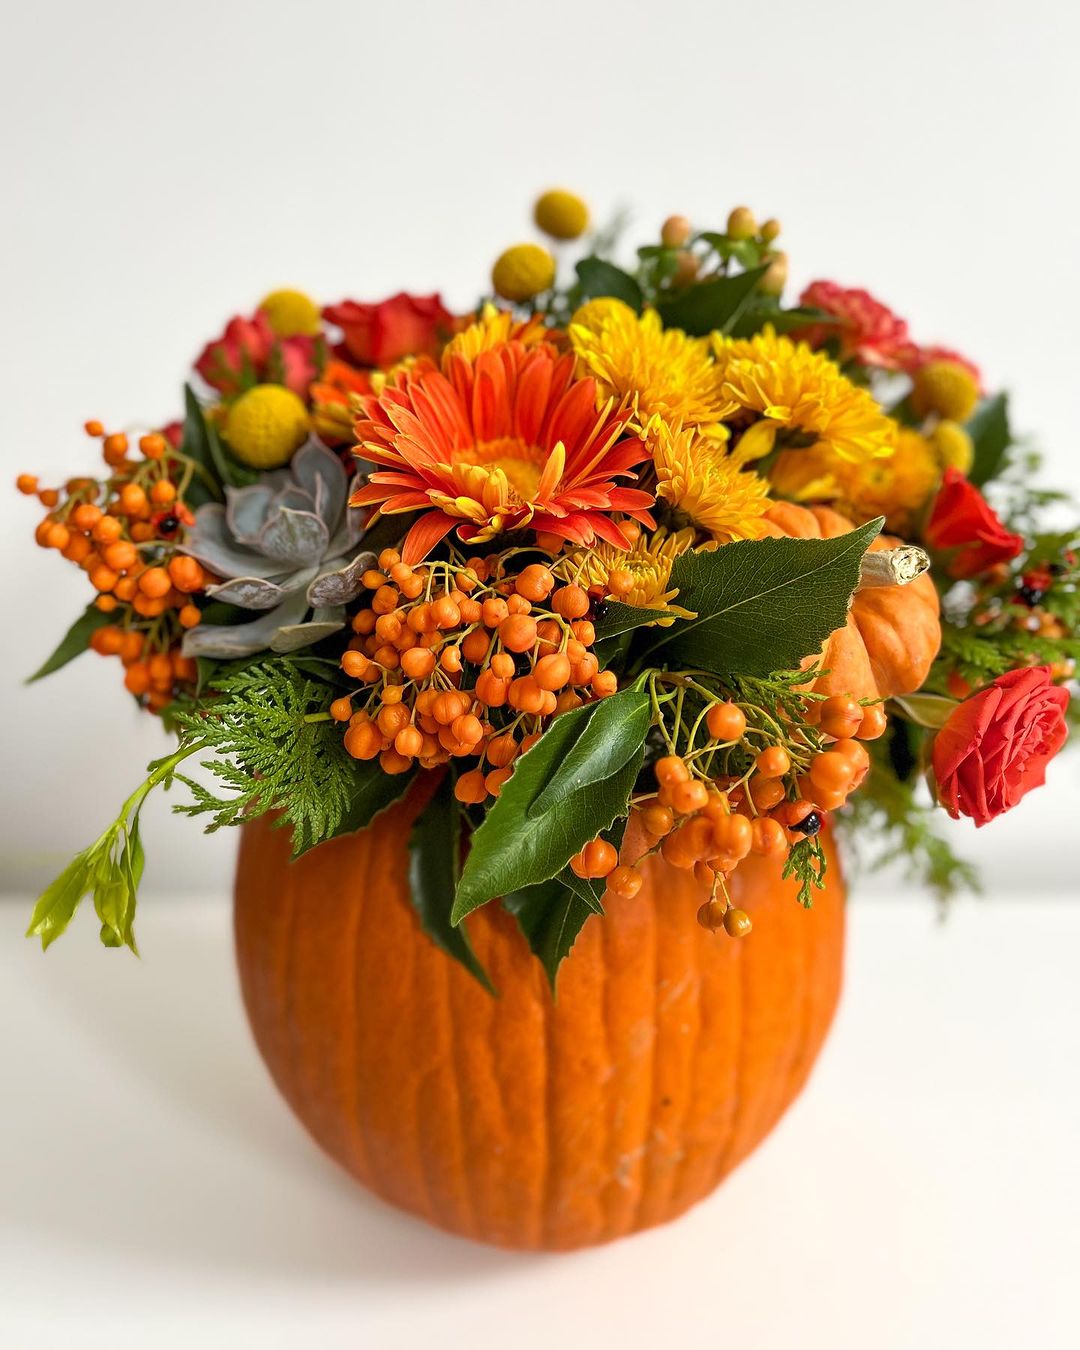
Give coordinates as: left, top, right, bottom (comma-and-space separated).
234, 786, 845, 1251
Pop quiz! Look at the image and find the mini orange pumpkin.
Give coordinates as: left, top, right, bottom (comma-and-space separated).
761, 501, 941, 703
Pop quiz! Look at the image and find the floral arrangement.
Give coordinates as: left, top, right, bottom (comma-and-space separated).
18, 190, 1076, 984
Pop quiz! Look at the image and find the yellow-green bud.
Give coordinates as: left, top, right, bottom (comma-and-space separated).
726, 205, 757, 240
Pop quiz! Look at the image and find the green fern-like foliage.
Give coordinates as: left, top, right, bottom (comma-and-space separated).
172, 661, 354, 855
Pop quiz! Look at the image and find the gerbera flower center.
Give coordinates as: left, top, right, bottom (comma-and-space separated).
453, 436, 548, 504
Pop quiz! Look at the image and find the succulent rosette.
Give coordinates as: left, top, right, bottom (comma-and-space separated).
178, 443, 372, 657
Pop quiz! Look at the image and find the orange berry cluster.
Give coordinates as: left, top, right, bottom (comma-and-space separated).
566, 692, 887, 937
19, 420, 208, 711
336, 549, 617, 798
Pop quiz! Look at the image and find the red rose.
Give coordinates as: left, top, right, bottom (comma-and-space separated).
798, 280, 912, 369
323, 293, 452, 368
924, 468, 1024, 578
932, 666, 1068, 825
194, 312, 315, 398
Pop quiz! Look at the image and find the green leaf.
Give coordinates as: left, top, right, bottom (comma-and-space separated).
180, 384, 258, 502
593, 599, 681, 639
573, 257, 643, 311
966, 393, 1012, 487
323, 762, 417, 847
451, 692, 649, 923
26, 603, 114, 684
728, 303, 838, 339
646, 520, 883, 677
26, 851, 94, 950
527, 687, 650, 818
696, 232, 763, 270
502, 877, 595, 992
655, 266, 767, 336
408, 775, 492, 991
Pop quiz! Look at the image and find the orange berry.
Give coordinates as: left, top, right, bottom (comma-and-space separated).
551, 584, 590, 619
571, 837, 619, 879
329, 697, 353, 722
555, 689, 583, 714
379, 748, 413, 775
70, 503, 101, 530
697, 898, 727, 930
571, 619, 596, 645
372, 584, 400, 615
832, 738, 871, 777
490, 652, 516, 679
606, 567, 634, 597
706, 701, 747, 741
94, 594, 118, 612
655, 755, 689, 786
455, 768, 489, 804
774, 799, 816, 830
376, 704, 410, 738
498, 614, 537, 653
139, 433, 166, 459
89, 563, 119, 592
38, 489, 60, 508
670, 778, 709, 815
534, 652, 571, 691
857, 703, 888, 740
570, 653, 599, 685
104, 432, 129, 460
431, 595, 461, 629
809, 751, 854, 794
755, 746, 791, 778
461, 628, 491, 664
486, 732, 519, 768
440, 645, 463, 674
394, 725, 424, 758
133, 594, 168, 617
482, 597, 509, 628
640, 801, 675, 837
723, 908, 753, 938
606, 865, 643, 900
751, 816, 788, 857
378, 548, 402, 571
94, 625, 124, 655
102, 540, 137, 571
176, 603, 200, 629
591, 669, 618, 698
341, 650, 371, 680
515, 564, 555, 602
118, 483, 148, 516
123, 662, 150, 695
83, 420, 105, 437
474, 669, 509, 707
362, 569, 386, 589
711, 812, 753, 861
137, 567, 171, 598
749, 776, 786, 811
819, 694, 862, 740
506, 592, 532, 615
91, 515, 122, 544
16, 473, 39, 495
485, 766, 514, 797
344, 721, 383, 760
398, 646, 434, 680
451, 713, 484, 745
43, 522, 70, 549
508, 675, 545, 714
62, 533, 92, 563
149, 479, 176, 505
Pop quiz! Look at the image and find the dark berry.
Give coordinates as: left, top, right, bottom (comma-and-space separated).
791, 810, 822, 837
1017, 584, 1045, 607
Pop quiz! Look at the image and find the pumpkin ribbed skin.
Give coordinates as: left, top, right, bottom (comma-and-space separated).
234, 786, 846, 1250
762, 501, 941, 703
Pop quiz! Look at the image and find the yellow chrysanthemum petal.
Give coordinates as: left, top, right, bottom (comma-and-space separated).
653, 423, 772, 543
571, 305, 737, 434
558, 527, 700, 622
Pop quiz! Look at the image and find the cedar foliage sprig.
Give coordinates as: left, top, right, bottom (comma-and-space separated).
171, 660, 352, 855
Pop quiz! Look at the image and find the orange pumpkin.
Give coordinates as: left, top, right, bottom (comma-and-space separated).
234, 783, 845, 1251
761, 501, 941, 703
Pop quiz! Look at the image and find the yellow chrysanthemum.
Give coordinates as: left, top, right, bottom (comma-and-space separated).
442, 303, 552, 365
711, 327, 896, 464
653, 422, 772, 543
571, 300, 737, 434
559, 527, 700, 621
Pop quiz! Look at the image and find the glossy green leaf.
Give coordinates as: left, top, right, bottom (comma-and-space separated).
319, 762, 416, 848
573, 257, 643, 311
408, 775, 492, 991
593, 599, 680, 639
502, 876, 593, 991
181, 384, 258, 502
451, 693, 649, 923
966, 393, 1012, 487
647, 520, 883, 677
26, 603, 114, 684
26, 852, 94, 950
655, 266, 767, 336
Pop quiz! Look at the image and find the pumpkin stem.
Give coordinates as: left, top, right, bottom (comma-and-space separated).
858, 545, 930, 589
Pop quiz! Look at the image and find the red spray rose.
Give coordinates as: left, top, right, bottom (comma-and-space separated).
924, 469, 1024, 578
798, 281, 912, 369
323, 293, 452, 368
194, 311, 316, 398
932, 666, 1068, 826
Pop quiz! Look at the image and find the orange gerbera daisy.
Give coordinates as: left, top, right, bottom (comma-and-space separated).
351, 339, 655, 563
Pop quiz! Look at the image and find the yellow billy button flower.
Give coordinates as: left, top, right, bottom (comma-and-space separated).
533, 189, 590, 241
930, 419, 975, 475
491, 244, 556, 302
224, 384, 310, 468
911, 360, 979, 423
258, 288, 322, 337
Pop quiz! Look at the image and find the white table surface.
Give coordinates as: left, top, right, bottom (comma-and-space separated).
2, 890, 1078, 1350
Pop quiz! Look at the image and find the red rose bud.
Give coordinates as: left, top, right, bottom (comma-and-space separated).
194, 312, 315, 398
924, 469, 1024, 578
323, 293, 452, 368
932, 666, 1068, 826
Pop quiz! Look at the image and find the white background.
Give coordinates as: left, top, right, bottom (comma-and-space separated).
1, 2, 1079, 1346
